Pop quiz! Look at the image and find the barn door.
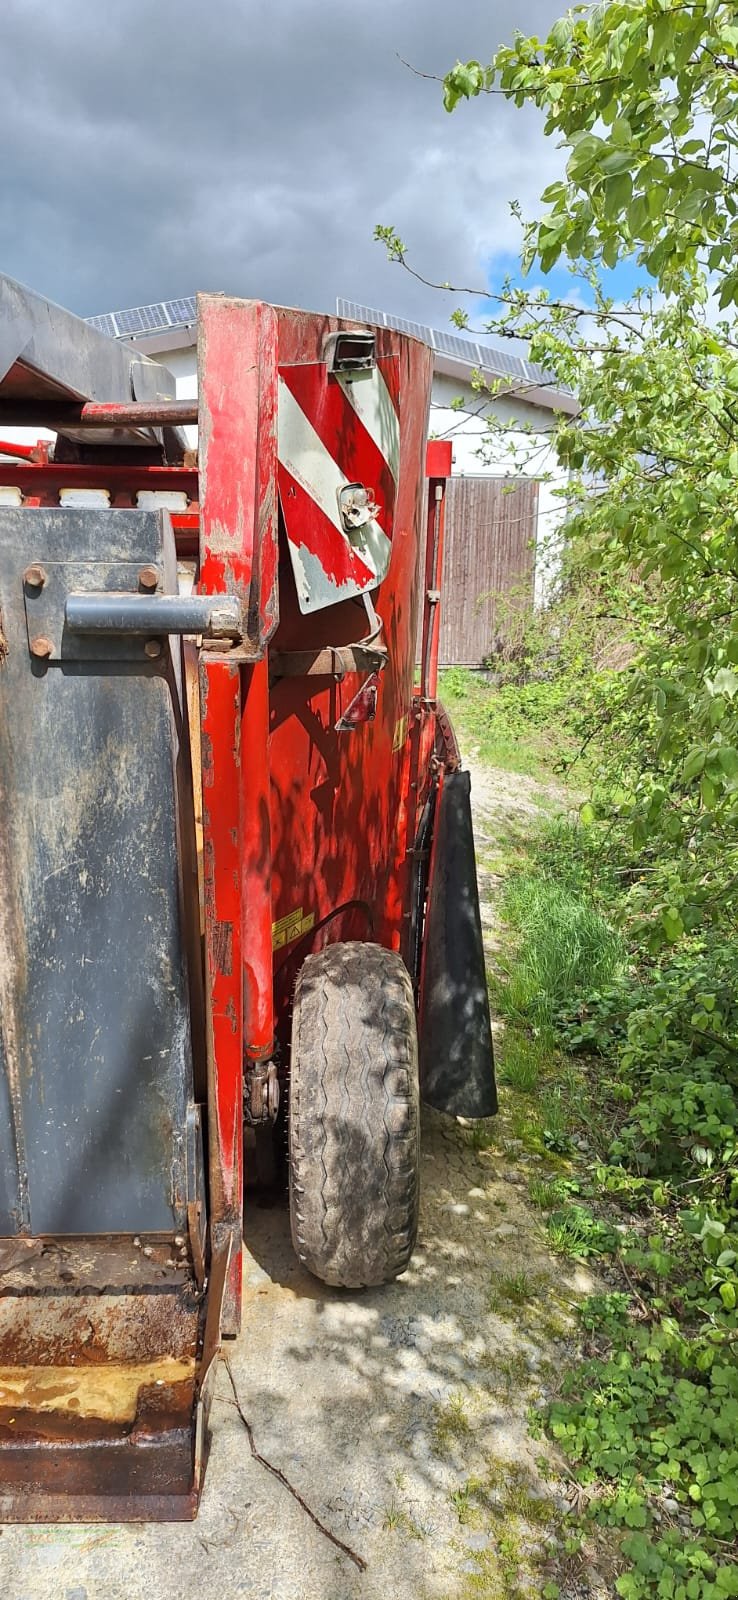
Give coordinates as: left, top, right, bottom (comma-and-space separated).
434, 476, 539, 668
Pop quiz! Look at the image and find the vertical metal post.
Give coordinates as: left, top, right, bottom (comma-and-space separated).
241, 657, 274, 1064
420, 441, 452, 701
197, 296, 278, 1334
199, 656, 243, 1331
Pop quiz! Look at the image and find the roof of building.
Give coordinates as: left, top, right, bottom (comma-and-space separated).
336, 299, 576, 415
85, 293, 576, 415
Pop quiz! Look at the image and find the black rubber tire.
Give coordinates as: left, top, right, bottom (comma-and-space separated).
288, 941, 420, 1288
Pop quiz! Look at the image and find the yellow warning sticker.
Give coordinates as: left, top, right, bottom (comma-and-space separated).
392, 712, 408, 753
271, 907, 316, 951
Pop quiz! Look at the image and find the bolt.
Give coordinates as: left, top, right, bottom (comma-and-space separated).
138, 565, 159, 592
23, 564, 47, 589
30, 636, 53, 659
144, 638, 162, 659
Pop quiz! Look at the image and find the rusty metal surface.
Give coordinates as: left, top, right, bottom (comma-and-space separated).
0, 400, 198, 432
0, 1237, 205, 1522
0, 1235, 192, 1293
0, 507, 197, 1236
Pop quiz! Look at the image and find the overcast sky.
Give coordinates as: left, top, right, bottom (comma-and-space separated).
1, 0, 565, 327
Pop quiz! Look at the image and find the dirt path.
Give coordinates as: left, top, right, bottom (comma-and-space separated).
0, 762, 604, 1600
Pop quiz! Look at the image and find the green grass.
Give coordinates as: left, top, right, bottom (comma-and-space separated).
529, 1175, 579, 1210
497, 877, 626, 1031
438, 666, 579, 780
546, 1203, 619, 1259
488, 1269, 536, 1312
432, 1391, 473, 1454
497, 1032, 549, 1093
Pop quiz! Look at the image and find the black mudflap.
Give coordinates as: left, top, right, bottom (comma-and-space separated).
418, 769, 497, 1119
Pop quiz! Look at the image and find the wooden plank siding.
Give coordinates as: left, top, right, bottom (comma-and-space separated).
420, 476, 539, 667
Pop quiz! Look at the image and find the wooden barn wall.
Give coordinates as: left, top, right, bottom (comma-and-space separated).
418, 475, 539, 668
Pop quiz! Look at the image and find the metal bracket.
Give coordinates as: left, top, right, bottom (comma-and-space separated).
269, 642, 387, 681
244, 1059, 280, 1126
23, 560, 242, 662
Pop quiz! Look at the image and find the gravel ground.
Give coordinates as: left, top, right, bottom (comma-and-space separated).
0, 762, 609, 1600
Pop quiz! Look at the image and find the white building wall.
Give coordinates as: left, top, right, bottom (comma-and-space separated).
429, 371, 568, 607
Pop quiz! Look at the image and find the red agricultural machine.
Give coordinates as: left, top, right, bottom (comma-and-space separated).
0, 276, 495, 1520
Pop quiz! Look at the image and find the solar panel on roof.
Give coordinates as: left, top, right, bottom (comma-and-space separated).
85, 312, 119, 339
117, 304, 169, 335
163, 297, 197, 325
83, 292, 570, 404
335, 297, 571, 400
85, 297, 197, 339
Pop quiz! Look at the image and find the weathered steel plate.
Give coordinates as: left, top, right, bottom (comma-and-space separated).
0, 508, 196, 1236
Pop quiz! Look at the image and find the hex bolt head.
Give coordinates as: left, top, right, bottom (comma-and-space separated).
23, 564, 47, 589
30, 636, 53, 659
144, 638, 162, 659
138, 565, 160, 592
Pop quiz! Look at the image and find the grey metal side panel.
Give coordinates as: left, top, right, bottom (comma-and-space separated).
0, 273, 175, 402
0, 509, 194, 1235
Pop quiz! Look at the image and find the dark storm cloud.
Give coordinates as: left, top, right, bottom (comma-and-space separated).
0, 0, 564, 322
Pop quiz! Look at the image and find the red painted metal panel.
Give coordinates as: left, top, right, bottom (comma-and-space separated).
420, 468, 450, 702
199, 657, 243, 1334
197, 294, 278, 647
0, 463, 198, 494
268, 312, 434, 1019
241, 658, 274, 1062
425, 440, 452, 478
197, 296, 278, 1332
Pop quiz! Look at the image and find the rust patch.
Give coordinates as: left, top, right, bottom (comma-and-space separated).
0, 1235, 214, 1520
0, 1358, 195, 1423
0, 609, 8, 663
213, 919, 233, 976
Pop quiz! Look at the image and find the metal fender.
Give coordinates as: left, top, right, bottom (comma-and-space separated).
418, 769, 497, 1119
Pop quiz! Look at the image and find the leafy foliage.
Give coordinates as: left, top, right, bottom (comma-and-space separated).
497, 800, 738, 1596
388, 5, 738, 1590
444, 1, 738, 307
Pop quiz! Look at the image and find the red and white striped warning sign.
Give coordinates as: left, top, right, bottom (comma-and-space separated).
277, 358, 400, 614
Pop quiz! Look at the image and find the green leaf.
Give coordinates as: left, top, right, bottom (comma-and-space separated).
682, 746, 706, 783
661, 907, 684, 941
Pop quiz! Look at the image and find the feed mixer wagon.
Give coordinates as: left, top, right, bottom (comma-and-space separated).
0, 276, 496, 1520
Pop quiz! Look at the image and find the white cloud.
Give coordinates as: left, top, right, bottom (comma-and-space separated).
0, 0, 565, 322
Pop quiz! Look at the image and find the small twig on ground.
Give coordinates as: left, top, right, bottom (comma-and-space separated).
222, 1357, 368, 1573
617, 1255, 651, 1320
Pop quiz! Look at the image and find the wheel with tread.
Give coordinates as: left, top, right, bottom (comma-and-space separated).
288, 941, 420, 1288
